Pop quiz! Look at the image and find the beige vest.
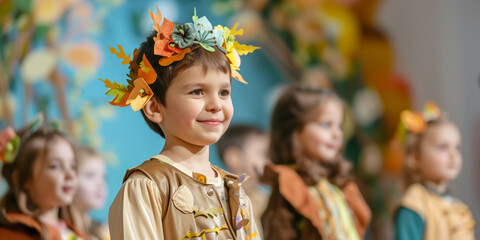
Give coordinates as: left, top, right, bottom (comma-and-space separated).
124, 158, 257, 240
400, 184, 475, 240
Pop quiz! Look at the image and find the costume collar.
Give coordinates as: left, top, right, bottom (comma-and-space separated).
152, 154, 223, 186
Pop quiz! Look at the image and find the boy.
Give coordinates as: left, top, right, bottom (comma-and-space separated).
216, 124, 270, 237
101, 7, 260, 240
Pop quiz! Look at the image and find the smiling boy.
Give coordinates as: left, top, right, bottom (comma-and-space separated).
101, 7, 260, 240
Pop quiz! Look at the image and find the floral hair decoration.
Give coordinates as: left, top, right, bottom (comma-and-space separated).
394, 101, 442, 147
100, 7, 260, 111
0, 113, 61, 164
0, 127, 20, 164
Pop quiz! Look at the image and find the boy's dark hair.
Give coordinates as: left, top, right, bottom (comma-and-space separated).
139, 31, 232, 138
216, 124, 265, 162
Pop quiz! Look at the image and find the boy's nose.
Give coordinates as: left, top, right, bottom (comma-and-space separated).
206, 96, 222, 113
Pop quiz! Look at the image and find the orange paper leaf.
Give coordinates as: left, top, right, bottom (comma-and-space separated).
107, 45, 131, 65
149, 5, 162, 39
400, 110, 425, 134
159, 48, 191, 66
138, 55, 157, 84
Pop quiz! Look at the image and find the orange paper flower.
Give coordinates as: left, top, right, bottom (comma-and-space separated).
126, 78, 154, 111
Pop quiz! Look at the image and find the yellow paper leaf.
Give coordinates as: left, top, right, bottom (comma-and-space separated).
230, 23, 243, 37
233, 42, 260, 56
107, 44, 131, 65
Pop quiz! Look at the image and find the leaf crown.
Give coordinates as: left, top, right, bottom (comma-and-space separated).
99, 7, 259, 111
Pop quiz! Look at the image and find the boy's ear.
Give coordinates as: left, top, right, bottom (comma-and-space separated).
143, 98, 164, 123
223, 146, 241, 172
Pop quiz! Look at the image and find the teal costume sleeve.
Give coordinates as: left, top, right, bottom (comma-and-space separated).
394, 207, 424, 240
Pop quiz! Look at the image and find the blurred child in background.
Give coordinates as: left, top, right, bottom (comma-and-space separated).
216, 124, 270, 237
71, 145, 109, 240
394, 102, 475, 240
0, 123, 86, 239
262, 83, 371, 240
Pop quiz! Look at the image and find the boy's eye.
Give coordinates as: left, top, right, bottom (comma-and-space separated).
219, 89, 230, 97
189, 89, 203, 95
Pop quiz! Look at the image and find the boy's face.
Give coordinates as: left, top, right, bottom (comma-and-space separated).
241, 134, 269, 180
159, 64, 233, 147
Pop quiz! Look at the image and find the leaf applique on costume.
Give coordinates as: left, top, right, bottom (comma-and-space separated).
173, 185, 199, 214
238, 173, 250, 184
99, 78, 132, 107
194, 207, 224, 218
107, 45, 131, 65
236, 219, 250, 230
180, 226, 229, 240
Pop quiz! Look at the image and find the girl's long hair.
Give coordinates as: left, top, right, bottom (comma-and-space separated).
0, 126, 77, 239
269, 83, 352, 186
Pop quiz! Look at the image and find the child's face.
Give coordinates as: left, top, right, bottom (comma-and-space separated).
298, 99, 343, 162
159, 64, 233, 147
417, 123, 462, 184
28, 138, 77, 210
240, 134, 270, 181
76, 156, 107, 211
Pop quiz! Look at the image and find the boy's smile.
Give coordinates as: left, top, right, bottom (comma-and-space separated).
158, 64, 233, 148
